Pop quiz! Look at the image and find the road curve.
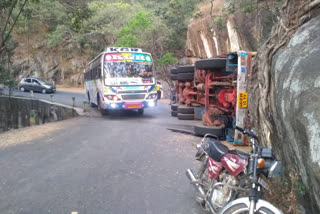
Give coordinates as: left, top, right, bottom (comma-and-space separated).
2, 88, 86, 108
0, 102, 206, 214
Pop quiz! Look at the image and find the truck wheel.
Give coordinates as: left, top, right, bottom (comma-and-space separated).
177, 105, 194, 114
177, 113, 194, 120
177, 73, 194, 81
171, 110, 177, 117
171, 104, 179, 111
195, 58, 226, 70
177, 65, 194, 73
194, 124, 225, 138
170, 68, 178, 74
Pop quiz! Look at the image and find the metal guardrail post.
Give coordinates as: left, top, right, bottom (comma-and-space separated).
29, 110, 37, 126
72, 97, 75, 107
83, 101, 88, 112
30, 90, 34, 98
50, 94, 54, 102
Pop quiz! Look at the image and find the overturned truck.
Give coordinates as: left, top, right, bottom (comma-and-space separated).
170, 51, 256, 145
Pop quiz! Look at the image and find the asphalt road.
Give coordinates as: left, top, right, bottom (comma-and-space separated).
2, 88, 86, 108
0, 102, 207, 214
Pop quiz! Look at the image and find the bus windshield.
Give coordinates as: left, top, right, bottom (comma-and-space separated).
104, 53, 153, 79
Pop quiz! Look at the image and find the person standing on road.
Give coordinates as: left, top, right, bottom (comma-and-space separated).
170, 86, 176, 104
156, 82, 161, 100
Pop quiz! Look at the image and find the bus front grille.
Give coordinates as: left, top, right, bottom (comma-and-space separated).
122, 94, 145, 100
118, 90, 148, 94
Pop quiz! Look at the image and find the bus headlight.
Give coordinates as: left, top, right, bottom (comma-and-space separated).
104, 95, 121, 101
106, 95, 113, 100
147, 93, 157, 99
111, 103, 117, 108
148, 100, 155, 107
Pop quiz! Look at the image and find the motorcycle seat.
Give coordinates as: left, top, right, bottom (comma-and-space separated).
231, 150, 250, 159
204, 138, 229, 162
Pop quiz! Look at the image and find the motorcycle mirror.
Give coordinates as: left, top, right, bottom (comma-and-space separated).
268, 161, 282, 178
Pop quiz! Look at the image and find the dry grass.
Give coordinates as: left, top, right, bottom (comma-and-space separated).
0, 121, 67, 149
263, 170, 304, 214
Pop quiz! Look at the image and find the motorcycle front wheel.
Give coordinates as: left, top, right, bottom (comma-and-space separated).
218, 198, 283, 214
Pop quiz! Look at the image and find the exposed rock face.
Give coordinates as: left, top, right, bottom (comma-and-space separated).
271, 16, 320, 212
249, 1, 320, 211
12, 33, 89, 85
185, 0, 274, 59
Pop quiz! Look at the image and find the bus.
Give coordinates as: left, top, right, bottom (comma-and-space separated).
84, 47, 157, 115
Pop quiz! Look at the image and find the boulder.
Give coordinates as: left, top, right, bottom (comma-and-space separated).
249, 2, 320, 211
271, 16, 320, 211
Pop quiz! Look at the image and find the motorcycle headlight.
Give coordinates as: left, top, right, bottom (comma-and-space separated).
268, 161, 282, 178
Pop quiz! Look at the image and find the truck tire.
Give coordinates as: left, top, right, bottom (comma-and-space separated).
170, 74, 178, 80
171, 104, 179, 111
177, 105, 194, 114
171, 110, 178, 117
171, 68, 178, 74
177, 72, 194, 81
195, 58, 226, 70
178, 113, 194, 120
177, 65, 194, 74
194, 124, 225, 138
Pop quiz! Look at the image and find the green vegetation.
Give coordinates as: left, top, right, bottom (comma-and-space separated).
115, 12, 153, 47
222, 0, 283, 16
0, 0, 34, 87
15, 0, 202, 57
213, 16, 224, 30
0, 0, 203, 84
156, 52, 178, 85
156, 52, 178, 67
239, 0, 254, 13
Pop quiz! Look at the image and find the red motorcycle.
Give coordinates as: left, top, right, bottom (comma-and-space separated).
186, 128, 281, 213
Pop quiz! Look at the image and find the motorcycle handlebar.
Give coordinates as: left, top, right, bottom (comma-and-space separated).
235, 126, 258, 140
235, 126, 245, 133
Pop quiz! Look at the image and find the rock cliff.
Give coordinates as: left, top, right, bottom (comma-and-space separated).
12, 30, 90, 85
184, 0, 276, 60
249, 1, 320, 212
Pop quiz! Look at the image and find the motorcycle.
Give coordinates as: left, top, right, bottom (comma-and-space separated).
186, 127, 282, 214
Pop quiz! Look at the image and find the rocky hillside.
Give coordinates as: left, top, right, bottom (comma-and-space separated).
8, 0, 200, 86
183, 0, 277, 61
13, 28, 90, 86
10, 0, 280, 85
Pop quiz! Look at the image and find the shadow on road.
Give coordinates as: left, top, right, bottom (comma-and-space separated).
101, 110, 156, 120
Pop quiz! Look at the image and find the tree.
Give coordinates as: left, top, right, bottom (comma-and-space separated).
115, 12, 153, 47
0, 0, 30, 87
0, 0, 29, 56
156, 52, 177, 85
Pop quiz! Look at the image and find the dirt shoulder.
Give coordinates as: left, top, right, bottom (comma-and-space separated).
0, 120, 72, 149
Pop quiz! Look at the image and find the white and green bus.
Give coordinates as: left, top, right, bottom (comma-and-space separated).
84, 47, 157, 115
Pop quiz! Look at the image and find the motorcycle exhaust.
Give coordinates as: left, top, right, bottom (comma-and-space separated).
186, 169, 205, 196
